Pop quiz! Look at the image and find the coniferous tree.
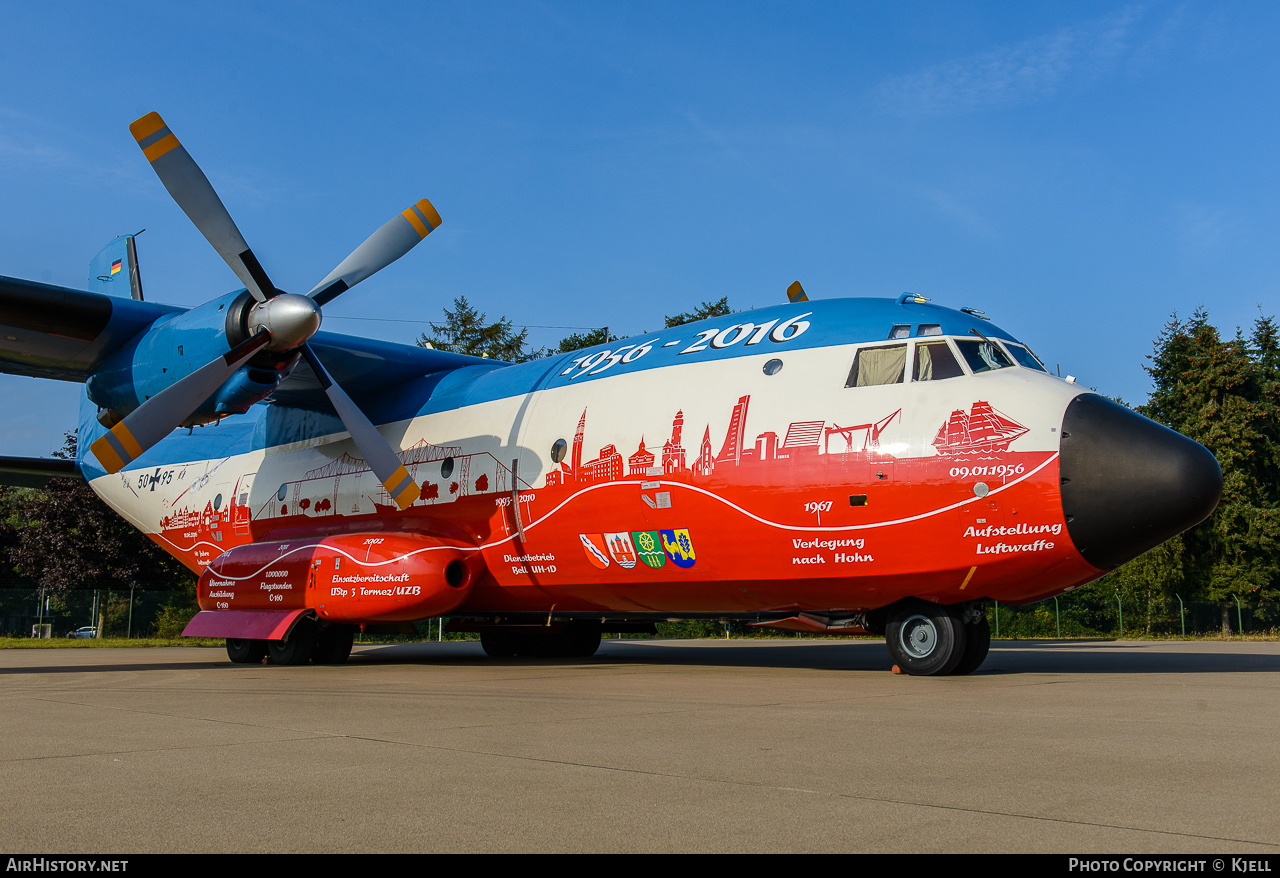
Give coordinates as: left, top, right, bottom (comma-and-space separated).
1135, 310, 1280, 615
418, 295, 545, 362
555, 327, 618, 353
664, 297, 731, 328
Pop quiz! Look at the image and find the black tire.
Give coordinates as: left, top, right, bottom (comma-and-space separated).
312, 625, 355, 665
480, 631, 520, 657
522, 631, 571, 658
885, 601, 967, 676
566, 621, 601, 658
226, 638, 267, 664
268, 618, 316, 666
949, 617, 991, 676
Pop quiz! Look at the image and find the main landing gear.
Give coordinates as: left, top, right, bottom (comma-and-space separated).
480, 621, 602, 659
883, 600, 990, 676
225, 619, 355, 666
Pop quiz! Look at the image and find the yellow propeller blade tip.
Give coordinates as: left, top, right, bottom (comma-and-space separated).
129, 112, 167, 142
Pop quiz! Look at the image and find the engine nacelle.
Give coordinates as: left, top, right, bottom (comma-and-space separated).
197, 532, 482, 623
86, 290, 297, 425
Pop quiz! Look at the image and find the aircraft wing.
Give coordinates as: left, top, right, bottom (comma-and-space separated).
267, 329, 490, 410
0, 455, 81, 487
0, 275, 490, 405
0, 276, 182, 382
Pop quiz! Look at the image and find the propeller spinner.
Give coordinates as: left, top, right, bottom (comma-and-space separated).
91, 112, 437, 510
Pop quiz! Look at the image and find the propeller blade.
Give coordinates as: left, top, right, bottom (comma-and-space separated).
129, 112, 276, 303
787, 281, 809, 303
301, 344, 421, 510
307, 198, 441, 306
90, 331, 272, 474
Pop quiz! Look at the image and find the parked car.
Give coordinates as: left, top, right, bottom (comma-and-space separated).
67, 627, 97, 639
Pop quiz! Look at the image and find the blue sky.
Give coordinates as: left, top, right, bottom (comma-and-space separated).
2, 1, 1277, 455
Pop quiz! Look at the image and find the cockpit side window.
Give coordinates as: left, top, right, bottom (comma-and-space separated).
913, 340, 965, 381
955, 338, 1013, 374
916, 324, 943, 337
846, 344, 907, 387
1002, 342, 1048, 372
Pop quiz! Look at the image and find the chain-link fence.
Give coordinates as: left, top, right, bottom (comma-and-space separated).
2, 585, 1276, 641
988, 594, 1279, 638
0, 584, 197, 639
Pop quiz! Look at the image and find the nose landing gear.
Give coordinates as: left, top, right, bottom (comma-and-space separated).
884, 600, 989, 676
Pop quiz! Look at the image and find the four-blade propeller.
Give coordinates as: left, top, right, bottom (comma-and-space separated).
91, 112, 434, 510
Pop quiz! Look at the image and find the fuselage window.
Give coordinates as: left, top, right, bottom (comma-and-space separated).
913, 341, 965, 381
846, 343, 907, 387
916, 324, 942, 337
955, 338, 1013, 374
889, 324, 910, 340
1003, 342, 1048, 372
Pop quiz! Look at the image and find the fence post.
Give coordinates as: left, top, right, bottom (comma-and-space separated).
128, 583, 136, 640
1116, 592, 1123, 637
993, 601, 1000, 638
36, 585, 45, 638
1176, 594, 1185, 637
1234, 595, 1244, 638
1054, 597, 1060, 638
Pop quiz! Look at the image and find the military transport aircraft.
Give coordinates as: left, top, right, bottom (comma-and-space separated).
0, 113, 1223, 675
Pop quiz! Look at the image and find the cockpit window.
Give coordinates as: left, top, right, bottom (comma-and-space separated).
1003, 342, 1048, 372
955, 338, 1013, 374
913, 341, 964, 381
916, 324, 942, 337
889, 324, 910, 340
846, 344, 907, 387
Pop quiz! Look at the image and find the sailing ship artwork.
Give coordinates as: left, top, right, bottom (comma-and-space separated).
932, 401, 1029, 456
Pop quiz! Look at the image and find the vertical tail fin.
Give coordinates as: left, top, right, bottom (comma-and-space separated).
87, 232, 144, 300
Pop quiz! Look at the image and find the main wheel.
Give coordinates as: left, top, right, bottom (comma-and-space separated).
312, 625, 355, 665
521, 631, 571, 658
565, 621, 602, 658
949, 617, 991, 676
480, 631, 520, 657
226, 638, 267, 664
268, 618, 316, 666
885, 601, 967, 676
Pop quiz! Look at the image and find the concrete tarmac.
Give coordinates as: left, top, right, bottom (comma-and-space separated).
1, 638, 1277, 853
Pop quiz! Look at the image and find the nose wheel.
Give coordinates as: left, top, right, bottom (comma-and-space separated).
885, 601, 970, 676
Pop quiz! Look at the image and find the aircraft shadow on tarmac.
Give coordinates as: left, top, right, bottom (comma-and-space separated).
348, 639, 1280, 676
1, 640, 1277, 676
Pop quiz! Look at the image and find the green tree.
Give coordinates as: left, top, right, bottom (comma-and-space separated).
664, 297, 731, 328
418, 295, 545, 362
555, 327, 618, 353
6, 433, 192, 594
1129, 309, 1280, 622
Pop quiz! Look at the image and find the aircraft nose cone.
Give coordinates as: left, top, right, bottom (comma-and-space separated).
1059, 393, 1222, 570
